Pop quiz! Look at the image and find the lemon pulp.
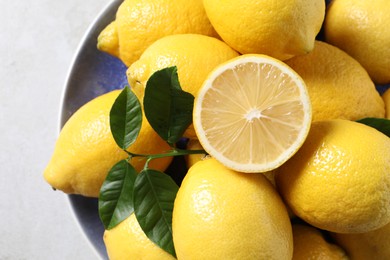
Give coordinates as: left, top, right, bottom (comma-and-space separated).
193, 54, 312, 172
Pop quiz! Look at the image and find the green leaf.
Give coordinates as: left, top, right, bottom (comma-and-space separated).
357, 117, 390, 137
144, 66, 194, 145
133, 169, 179, 257
110, 86, 142, 150
98, 160, 138, 230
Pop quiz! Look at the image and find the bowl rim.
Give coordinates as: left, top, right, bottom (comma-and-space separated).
58, 0, 122, 259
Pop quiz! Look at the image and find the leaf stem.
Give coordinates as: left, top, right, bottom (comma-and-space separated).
125, 148, 207, 161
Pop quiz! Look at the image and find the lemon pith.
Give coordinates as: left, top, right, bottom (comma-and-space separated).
203, 0, 325, 60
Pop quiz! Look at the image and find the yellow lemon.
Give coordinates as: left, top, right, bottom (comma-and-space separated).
285, 41, 385, 121
331, 221, 390, 260
193, 54, 312, 173
324, 0, 390, 84
275, 119, 390, 233
184, 139, 277, 189
202, 0, 325, 60
127, 34, 239, 138
292, 224, 348, 260
382, 88, 390, 119
44, 90, 172, 197
97, 0, 218, 66
103, 214, 175, 260
127, 34, 239, 101
172, 158, 293, 259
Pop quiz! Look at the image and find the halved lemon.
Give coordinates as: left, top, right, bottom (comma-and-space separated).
193, 54, 312, 173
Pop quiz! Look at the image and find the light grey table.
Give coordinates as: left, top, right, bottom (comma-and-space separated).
0, 0, 112, 259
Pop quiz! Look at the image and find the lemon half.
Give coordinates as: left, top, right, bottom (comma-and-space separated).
193, 54, 312, 173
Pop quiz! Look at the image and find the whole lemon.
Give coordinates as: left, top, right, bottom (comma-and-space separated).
285, 41, 385, 121
324, 0, 390, 84
127, 34, 239, 100
292, 224, 348, 260
44, 90, 172, 197
331, 221, 390, 260
97, 0, 218, 66
127, 34, 239, 138
172, 158, 293, 259
103, 214, 175, 260
202, 0, 325, 60
382, 88, 390, 119
275, 119, 390, 233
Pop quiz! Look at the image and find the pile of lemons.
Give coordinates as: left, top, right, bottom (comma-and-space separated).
44, 0, 390, 259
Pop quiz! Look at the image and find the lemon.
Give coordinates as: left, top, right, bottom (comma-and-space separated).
292, 224, 348, 260
44, 90, 172, 197
127, 34, 239, 138
97, 21, 119, 57
324, 0, 390, 84
275, 119, 390, 233
285, 41, 385, 121
331, 221, 390, 260
97, 0, 218, 66
103, 213, 175, 260
202, 0, 325, 60
382, 88, 390, 119
193, 54, 312, 173
127, 34, 239, 101
172, 158, 293, 259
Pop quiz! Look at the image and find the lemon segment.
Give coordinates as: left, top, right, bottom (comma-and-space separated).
193, 54, 312, 173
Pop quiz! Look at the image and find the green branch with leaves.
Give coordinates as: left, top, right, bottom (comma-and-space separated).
98, 66, 206, 258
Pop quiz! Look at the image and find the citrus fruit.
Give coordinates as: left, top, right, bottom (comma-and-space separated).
127, 34, 239, 101
172, 158, 293, 259
202, 0, 325, 60
127, 33, 239, 138
193, 54, 312, 173
43, 90, 172, 197
292, 224, 348, 260
331, 221, 390, 260
382, 88, 390, 119
285, 41, 385, 121
324, 0, 390, 84
97, 0, 218, 66
275, 119, 390, 233
103, 214, 175, 260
